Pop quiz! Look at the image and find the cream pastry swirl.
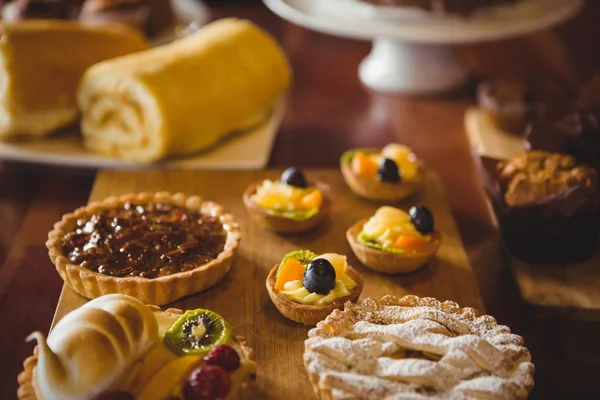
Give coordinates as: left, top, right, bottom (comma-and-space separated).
27, 294, 158, 400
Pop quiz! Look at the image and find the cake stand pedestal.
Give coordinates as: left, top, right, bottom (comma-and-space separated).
263, 0, 584, 95
359, 39, 468, 94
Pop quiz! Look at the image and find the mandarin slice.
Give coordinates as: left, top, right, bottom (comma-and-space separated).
394, 235, 429, 250
275, 258, 305, 290
299, 189, 323, 210
352, 152, 378, 178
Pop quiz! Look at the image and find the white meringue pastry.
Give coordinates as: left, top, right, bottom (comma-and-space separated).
27, 294, 158, 400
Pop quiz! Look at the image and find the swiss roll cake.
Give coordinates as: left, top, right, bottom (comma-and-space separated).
0, 20, 148, 139
78, 18, 292, 163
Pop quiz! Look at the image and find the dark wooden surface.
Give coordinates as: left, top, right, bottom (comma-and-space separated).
2, 1, 600, 399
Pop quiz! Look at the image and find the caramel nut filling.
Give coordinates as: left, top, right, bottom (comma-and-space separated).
60, 201, 227, 278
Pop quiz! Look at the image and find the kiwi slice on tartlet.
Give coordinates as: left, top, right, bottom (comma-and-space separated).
163, 309, 232, 356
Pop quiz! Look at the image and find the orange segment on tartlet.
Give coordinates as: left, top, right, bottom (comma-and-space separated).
46, 191, 241, 305
347, 206, 441, 274
340, 144, 422, 202
274, 258, 305, 290
266, 251, 363, 326
17, 294, 256, 400
243, 168, 331, 235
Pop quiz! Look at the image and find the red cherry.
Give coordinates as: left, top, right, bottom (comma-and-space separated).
204, 344, 241, 372
183, 365, 231, 400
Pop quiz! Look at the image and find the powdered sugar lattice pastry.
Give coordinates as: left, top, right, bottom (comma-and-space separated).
304, 295, 534, 399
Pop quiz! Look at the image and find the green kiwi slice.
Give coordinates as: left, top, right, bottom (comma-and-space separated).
163, 309, 231, 356
340, 148, 373, 165
276, 250, 317, 278
357, 232, 405, 254
267, 208, 319, 222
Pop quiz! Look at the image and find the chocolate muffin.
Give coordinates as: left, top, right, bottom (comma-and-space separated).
478, 78, 575, 135
486, 151, 599, 264
525, 74, 600, 176
499, 152, 596, 206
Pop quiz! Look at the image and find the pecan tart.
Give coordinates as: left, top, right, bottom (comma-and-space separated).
305, 295, 535, 400
46, 192, 240, 305
18, 294, 256, 400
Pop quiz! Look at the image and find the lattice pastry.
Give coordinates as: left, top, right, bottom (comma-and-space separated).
304, 295, 534, 399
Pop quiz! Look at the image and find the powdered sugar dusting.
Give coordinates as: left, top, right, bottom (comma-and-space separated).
304, 295, 534, 399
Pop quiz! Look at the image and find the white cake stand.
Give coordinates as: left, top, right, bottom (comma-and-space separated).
263, 0, 583, 94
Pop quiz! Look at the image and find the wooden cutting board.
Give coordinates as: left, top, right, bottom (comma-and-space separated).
51, 168, 483, 399
465, 108, 600, 320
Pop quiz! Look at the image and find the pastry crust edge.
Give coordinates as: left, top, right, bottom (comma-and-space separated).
266, 263, 364, 326
346, 219, 441, 274
242, 181, 331, 235
17, 306, 257, 400
46, 191, 241, 305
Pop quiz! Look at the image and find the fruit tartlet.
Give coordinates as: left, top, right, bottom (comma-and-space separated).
340, 143, 422, 202
46, 192, 241, 305
266, 250, 363, 326
18, 294, 256, 400
243, 167, 331, 234
347, 205, 441, 274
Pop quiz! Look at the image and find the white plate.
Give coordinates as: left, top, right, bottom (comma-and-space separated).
265, 0, 583, 44
0, 100, 285, 170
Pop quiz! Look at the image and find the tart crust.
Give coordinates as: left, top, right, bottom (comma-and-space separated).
46, 192, 241, 305
340, 149, 422, 202
17, 306, 256, 400
266, 263, 363, 326
242, 181, 331, 235
347, 219, 441, 274
304, 295, 535, 400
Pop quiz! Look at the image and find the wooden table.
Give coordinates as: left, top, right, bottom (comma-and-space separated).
2, 1, 600, 398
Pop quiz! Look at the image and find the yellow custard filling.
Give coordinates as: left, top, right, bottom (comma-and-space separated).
281, 278, 354, 305
362, 206, 424, 246
359, 206, 432, 254
251, 180, 323, 216
275, 252, 356, 306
